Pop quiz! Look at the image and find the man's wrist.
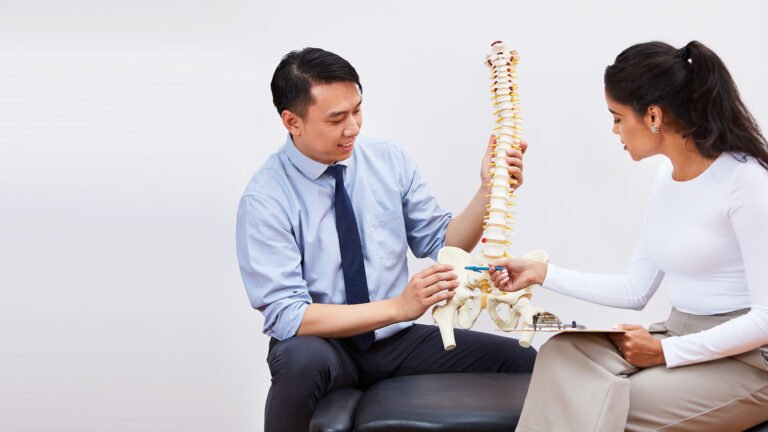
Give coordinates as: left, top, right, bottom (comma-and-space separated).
385, 297, 406, 323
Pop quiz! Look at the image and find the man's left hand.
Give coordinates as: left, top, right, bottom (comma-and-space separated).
481, 135, 527, 191
609, 324, 666, 368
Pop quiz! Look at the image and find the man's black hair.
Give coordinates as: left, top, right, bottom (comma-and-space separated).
270, 47, 362, 118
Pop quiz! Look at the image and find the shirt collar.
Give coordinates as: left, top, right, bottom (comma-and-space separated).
282, 134, 351, 181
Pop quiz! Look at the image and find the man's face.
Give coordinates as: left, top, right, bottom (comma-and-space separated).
289, 81, 362, 164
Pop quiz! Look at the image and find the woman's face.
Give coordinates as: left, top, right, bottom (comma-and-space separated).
605, 93, 661, 161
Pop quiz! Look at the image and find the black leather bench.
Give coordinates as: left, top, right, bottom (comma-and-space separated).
310, 373, 532, 432
310, 372, 768, 432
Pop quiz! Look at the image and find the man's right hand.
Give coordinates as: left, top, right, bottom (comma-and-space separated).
394, 264, 459, 321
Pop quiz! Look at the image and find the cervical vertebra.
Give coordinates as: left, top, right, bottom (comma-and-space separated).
432, 41, 550, 350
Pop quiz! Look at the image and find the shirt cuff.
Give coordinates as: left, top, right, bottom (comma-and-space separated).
541, 263, 563, 292
660, 336, 685, 368
267, 301, 309, 341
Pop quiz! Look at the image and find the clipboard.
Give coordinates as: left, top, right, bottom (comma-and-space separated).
499, 328, 626, 333
495, 312, 627, 333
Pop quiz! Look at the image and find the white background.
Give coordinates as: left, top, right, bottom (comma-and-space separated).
2, 1, 766, 431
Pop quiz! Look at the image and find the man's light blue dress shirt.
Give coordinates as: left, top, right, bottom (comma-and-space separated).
236, 135, 452, 341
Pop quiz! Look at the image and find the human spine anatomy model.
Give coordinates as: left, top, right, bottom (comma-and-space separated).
432, 41, 550, 350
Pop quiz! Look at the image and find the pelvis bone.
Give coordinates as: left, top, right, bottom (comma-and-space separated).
432, 246, 550, 350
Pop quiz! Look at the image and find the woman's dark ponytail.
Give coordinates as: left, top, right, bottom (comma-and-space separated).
605, 40, 768, 170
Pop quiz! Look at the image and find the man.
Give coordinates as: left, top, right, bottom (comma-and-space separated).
236, 47, 535, 431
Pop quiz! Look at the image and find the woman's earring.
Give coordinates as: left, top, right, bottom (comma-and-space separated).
650, 125, 660, 134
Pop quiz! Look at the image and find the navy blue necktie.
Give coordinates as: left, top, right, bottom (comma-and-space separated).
326, 165, 375, 350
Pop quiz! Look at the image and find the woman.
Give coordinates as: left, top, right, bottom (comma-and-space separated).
489, 41, 768, 432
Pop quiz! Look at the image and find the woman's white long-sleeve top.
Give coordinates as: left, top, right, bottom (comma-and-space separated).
543, 153, 768, 367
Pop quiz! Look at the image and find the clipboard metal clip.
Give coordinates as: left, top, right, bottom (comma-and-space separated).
532, 312, 585, 331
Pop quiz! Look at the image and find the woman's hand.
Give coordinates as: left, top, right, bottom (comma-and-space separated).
609, 324, 666, 368
480, 135, 527, 191
488, 258, 547, 292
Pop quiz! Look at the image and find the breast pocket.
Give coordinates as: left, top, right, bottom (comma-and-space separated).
367, 209, 408, 261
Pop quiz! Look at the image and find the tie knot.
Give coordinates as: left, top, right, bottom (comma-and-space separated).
326, 164, 344, 183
